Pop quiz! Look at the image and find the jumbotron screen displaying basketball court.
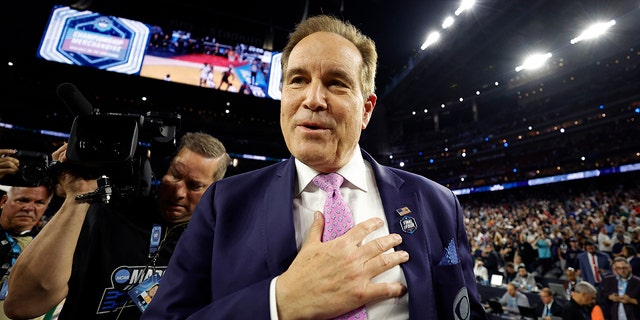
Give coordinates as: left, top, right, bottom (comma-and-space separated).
37, 5, 282, 100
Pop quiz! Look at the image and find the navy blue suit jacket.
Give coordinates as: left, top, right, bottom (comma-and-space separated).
142, 150, 487, 319
601, 274, 640, 320
577, 251, 611, 286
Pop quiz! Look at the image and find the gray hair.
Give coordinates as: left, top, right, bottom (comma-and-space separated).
573, 281, 597, 294
178, 132, 230, 181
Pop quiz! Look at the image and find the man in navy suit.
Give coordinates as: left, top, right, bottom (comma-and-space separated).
142, 15, 486, 319
577, 239, 612, 287
538, 287, 564, 319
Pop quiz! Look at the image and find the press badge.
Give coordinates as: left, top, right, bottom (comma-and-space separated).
128, 272, 161, 312
148, 224, 162, 258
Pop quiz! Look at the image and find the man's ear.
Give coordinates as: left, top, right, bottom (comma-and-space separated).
362, 93, 377, 129
0, 194, 8, 208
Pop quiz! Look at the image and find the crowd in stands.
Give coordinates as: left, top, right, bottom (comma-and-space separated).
465, 181, 640, 276
463, 174, 640, 319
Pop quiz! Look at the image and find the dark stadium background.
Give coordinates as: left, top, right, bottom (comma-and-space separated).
3, 0, 639, 195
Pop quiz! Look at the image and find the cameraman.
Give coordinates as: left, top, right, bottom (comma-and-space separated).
4, 132, 230, 320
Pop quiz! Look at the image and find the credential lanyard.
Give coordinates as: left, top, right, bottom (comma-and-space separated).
148, 224, 162, 259
0, 232, 22, 300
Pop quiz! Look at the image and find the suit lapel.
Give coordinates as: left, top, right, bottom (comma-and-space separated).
364, 151, 434, 317
261, 158, 299, 275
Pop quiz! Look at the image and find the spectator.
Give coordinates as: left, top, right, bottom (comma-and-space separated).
474, 258, 489, 284
564, 267, 583, 299
536, 230, 554, 277
622, 244, 640, 277
604, 216, 616, 237
513, 254, 526, 270
630, 229, 640, 254
552, 230, 567, 270
500, 237, 517, 264
601, 256, 640, 320
513, 265, 537, 292
517, 232, 537, 273
504, 262, 518, 284
481, 243, 503, 278
562, 281, 598, 320
598, 225, 614, 257
564, 237, 584, 271
612, 233, 627, 258
538, 287, 564, 319
499, 282, 530, 314
612, 224, 630, 246
577, 240, 612, 287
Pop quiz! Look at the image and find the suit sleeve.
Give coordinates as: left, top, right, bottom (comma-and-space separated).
141, 184, 272, 320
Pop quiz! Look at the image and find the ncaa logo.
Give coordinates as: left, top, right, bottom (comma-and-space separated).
114, 268, 131, 284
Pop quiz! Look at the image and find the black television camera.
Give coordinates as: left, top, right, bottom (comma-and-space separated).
0, 150, 50, 187
57, 82, 182, 203
65, 111, 180, 203
0, 83, 181, 204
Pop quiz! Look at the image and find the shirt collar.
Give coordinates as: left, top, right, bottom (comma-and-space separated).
2, 228, 33, 238
294, 146, 368, 196
618, 274, 632, 282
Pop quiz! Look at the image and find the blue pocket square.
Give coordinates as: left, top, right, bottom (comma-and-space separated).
438, 238, 459, 266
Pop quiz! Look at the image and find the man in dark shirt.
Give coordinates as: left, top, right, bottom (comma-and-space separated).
5, 133, 230, 320
482, 243, 503, 278
562, 281, 597, 320
517, 233, 537, 273
564, 237, 584, 270
504, 262, 518, 284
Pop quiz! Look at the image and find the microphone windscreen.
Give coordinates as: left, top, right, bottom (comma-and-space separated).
56, 82, 93, 116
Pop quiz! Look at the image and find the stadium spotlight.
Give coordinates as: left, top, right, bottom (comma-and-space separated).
515, 52, 552, 72
421, 31, 441, 50
442, 16, 455, 29
455, 0, 476, 16
570, 20, 616, 44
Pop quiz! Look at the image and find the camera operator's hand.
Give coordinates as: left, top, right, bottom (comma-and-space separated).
52, 143, 97, 198
0, 149, 19, 179
5, 142, 98, 319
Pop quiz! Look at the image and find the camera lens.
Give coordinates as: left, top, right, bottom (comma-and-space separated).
20, 162, 48, 186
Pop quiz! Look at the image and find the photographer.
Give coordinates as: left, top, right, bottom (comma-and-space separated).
0, 150, 19, 179
4, 132, 230, 320
0, 184, 53, 320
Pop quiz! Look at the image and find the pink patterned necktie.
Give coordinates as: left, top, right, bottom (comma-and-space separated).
312, 173, 367, 320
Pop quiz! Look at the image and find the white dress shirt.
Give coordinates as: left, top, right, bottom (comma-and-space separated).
269, 148, 409, 319
588, 252, 601, 282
